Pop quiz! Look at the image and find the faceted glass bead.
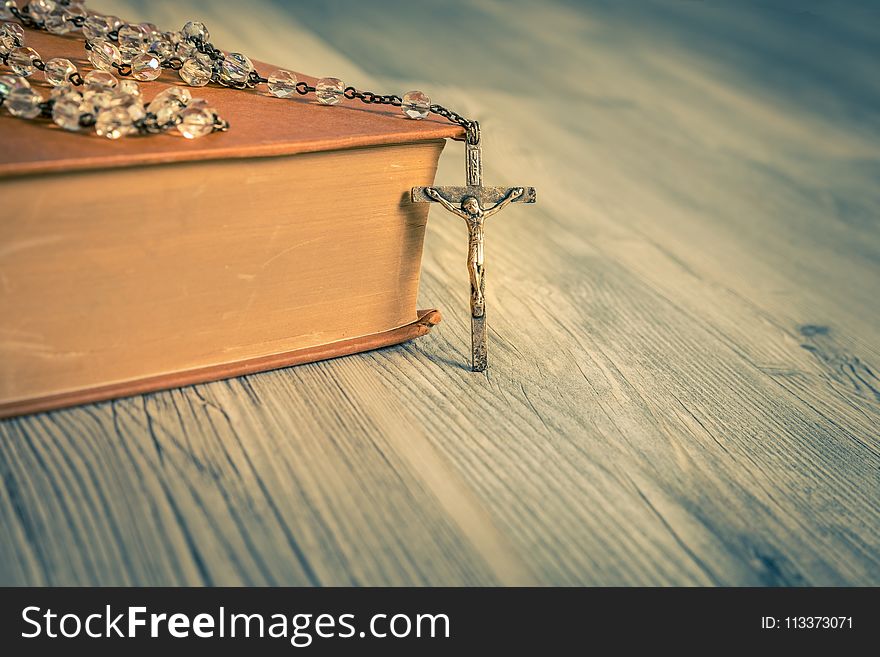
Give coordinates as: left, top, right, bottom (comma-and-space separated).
43, 57, 76, 86
0, 73, 28, 98
117, 23, 148, 63
52, 95, 82, 131
131, 53, 161, 81
179, 55, 212, 87
44, 7, 73, 34
182, 20, 209, 44
153, 103, 181, 127
0, 22, 24, 53
174, 38, 194, 60
84, 69, 117, 89
220, 52, 253, 85
127, 100, 146, 123
0, 1, 16, 21
82, 14, 111, 41
139, 22, 160, 41
147, 85, 190, 126
88, 38, 121, 72
49, 81, 80, 100
149, 85, 191, 109
401, 90, 430, 120
119, 79, 140, 97
118, 44, 145, 65
176, 106, 214, 139
110, 90, 145, 122
61, 3, 87, 27
315, 77, 344, 105
105, 15, 124, 32
8, 46, 38, 77
117, 23, 147, 46
94, 106, 132, 139
148, 36, 174, 61
26, 0, 54, 22
5, 85, 41, 118
267, 69, 297, 98
81, 88, 113, 112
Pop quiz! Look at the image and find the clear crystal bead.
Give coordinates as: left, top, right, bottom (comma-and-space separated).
43, 57, 76, 85
0, 73, 28, 99
176, 106, 214, 139
147, 85, 191, 126
44, 6, 73, 34
117, 23, 146, 46
180, 54, 213, 87
84, 69, 117, 89
181, 20, 209, 44
117, 23, 148, 63
131, 53, 161, 81
0, 1, 16, 21
315, 77, 344, 105
52, 95, 82, 130
5, 85, 41, 118
88, 38, 121, 72
95, 106, 132, 139
110, 90, 145, 122
220, 53, 253, 85
0, 22, 24, 53
267, 69, 297, 98
81, 88, 113, 112
139, 22, 160, 41
105, 15, 123, 32
174, 38, 194, 60
401, 90, 430, 120
82, 14, 111, 41
61, 3, 87, 28
49, 81, 80, 100
149, 85, 191, 108
148, 36, 174, 61
119, 79, 140, 97
25, 0, 54, 22
119, 42, 146, 64
8, 46, 38, 77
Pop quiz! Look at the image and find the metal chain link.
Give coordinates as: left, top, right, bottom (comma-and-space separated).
2, 8, 227, 138
5, 2, 476, 139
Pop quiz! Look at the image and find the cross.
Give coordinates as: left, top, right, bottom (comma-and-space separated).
412, 123, 536, 371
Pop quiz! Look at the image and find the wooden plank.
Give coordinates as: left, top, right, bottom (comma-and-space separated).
1, 0, 878, 586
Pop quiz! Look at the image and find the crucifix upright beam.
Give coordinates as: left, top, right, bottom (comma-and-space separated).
412, 122, 536, 371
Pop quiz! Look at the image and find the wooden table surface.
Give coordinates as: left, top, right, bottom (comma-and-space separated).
2, 0, 878, 586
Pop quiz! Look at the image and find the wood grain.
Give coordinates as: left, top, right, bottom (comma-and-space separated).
1, 0, 878, 586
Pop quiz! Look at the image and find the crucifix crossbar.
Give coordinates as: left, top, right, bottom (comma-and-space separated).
412, 126, 536, 372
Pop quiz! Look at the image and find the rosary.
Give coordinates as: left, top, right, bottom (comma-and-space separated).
0, 0, 536, 372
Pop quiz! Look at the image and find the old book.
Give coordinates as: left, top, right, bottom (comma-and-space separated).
0, 29, 463, 418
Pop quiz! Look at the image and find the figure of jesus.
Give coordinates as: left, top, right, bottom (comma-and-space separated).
424, 186, 524, 317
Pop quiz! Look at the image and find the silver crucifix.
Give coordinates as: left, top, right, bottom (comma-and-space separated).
412, 123, 536, 371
